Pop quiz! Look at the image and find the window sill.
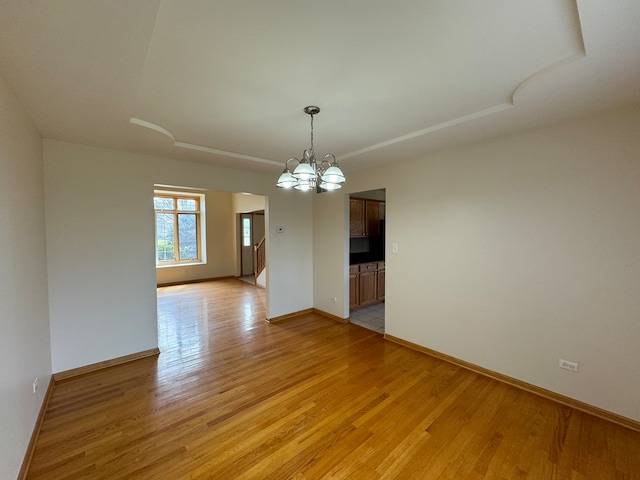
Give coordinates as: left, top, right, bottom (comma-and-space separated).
156, 262, 205, 269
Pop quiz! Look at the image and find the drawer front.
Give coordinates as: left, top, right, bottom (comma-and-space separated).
377, 261, 385, 270
359, 263, 378, 272
349, 265, 359, 274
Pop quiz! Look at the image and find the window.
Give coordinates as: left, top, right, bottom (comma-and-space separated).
154, 191, 205, 266
242, 217, 251, 247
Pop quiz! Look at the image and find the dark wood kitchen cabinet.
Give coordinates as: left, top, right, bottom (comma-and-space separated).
376, 262, 385, 301
349, 198, 382, 237
349, 199, 365, 237
349, 261, 385, 310
358, 263, 378, 307
365, 200, 380, 237
349, 265, 359, 310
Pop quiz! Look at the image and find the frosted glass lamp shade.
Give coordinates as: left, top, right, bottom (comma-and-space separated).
276, 170, 298, 189
292, 162, 317, 181
294, 179, 312, 191
320, 165, 345, 184
319, 181, 341, 190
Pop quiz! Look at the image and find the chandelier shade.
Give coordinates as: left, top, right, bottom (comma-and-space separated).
276, 106, 346, 191
292, 161, 316, 181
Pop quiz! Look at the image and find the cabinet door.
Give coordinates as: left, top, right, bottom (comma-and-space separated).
349, 199, 365, 236
359, 270, 377, 306
365, 200, 380, 236
376, 269, 385, 301
349, 274, 359, 310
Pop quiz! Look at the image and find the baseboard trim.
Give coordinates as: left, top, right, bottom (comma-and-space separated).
266, 308, 349, 325
21, 349, 161, 477
313, 308, 349, 324
52, 348, 161, 382
266, 308, 314, 324
384, 334, 640, 433
17, 376, 54, 480
157, 276, 235, 287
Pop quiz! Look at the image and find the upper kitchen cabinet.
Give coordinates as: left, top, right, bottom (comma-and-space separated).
349, 198, 383, 237
349, 198, 365, 237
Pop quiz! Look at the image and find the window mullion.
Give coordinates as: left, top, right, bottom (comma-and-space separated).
196, 214, 201, 260
173, 210, 180, 261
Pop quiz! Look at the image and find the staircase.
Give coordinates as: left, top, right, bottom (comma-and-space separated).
254, 236, 266, 286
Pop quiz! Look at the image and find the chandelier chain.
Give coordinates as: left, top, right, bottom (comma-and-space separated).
310, 112, 314, 153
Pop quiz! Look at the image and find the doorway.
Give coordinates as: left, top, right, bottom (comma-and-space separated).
348, 189, 386, 333
239, 211, 265, 278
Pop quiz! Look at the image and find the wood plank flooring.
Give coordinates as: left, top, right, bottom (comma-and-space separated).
27, 279, 640, 479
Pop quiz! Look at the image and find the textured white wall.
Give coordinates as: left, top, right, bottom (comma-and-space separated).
44, 141, 312, 372
316, 103, 640, 422
0, 76, 52, 478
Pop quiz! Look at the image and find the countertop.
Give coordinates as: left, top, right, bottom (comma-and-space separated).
349, 253, 384, 265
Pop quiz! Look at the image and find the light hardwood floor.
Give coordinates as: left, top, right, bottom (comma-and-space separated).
27, 279, 640, 479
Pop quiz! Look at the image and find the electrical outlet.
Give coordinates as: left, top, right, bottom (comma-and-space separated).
32, 377, 38, 394
558, 359, 579, 373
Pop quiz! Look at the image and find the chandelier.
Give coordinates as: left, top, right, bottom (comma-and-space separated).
276, 106, 346, 191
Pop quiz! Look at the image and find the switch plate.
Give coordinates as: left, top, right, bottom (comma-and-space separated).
392, 243, 399, 254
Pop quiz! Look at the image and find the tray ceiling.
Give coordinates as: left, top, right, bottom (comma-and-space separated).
0, 0, 638, 174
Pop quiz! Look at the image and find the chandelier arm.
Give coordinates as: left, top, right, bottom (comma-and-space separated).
285, 157, 301, 170
318, 157, 332, 174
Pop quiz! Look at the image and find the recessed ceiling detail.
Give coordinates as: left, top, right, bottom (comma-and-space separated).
1, 0, 637, 174
131, 48, 586, 167
130, 117, 282, 166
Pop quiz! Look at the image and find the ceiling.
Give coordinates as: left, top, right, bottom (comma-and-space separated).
0, 1, 639, 176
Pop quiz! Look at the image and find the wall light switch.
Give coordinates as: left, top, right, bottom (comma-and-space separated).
392, 243, 399, 254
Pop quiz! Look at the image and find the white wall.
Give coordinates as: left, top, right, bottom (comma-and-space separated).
313, 192, 350, 318
232, 192, 265, 214
156, 189, 236, 285
44, 140, 313, 372
44, 143, 159, 373
266, 189, 314, 316
315, 103, 640, 422
0, 76, 52, 478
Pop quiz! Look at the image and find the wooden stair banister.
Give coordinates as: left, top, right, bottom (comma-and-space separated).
254, 236, 266, 278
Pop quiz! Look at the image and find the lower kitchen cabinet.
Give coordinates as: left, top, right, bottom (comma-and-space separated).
359, 269, 377, 306
349, 262, 385, 310
349, 265, 359, 310
377, 266, 385, 301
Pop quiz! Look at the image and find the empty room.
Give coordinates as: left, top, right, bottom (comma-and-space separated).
1, 1, 640, 478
